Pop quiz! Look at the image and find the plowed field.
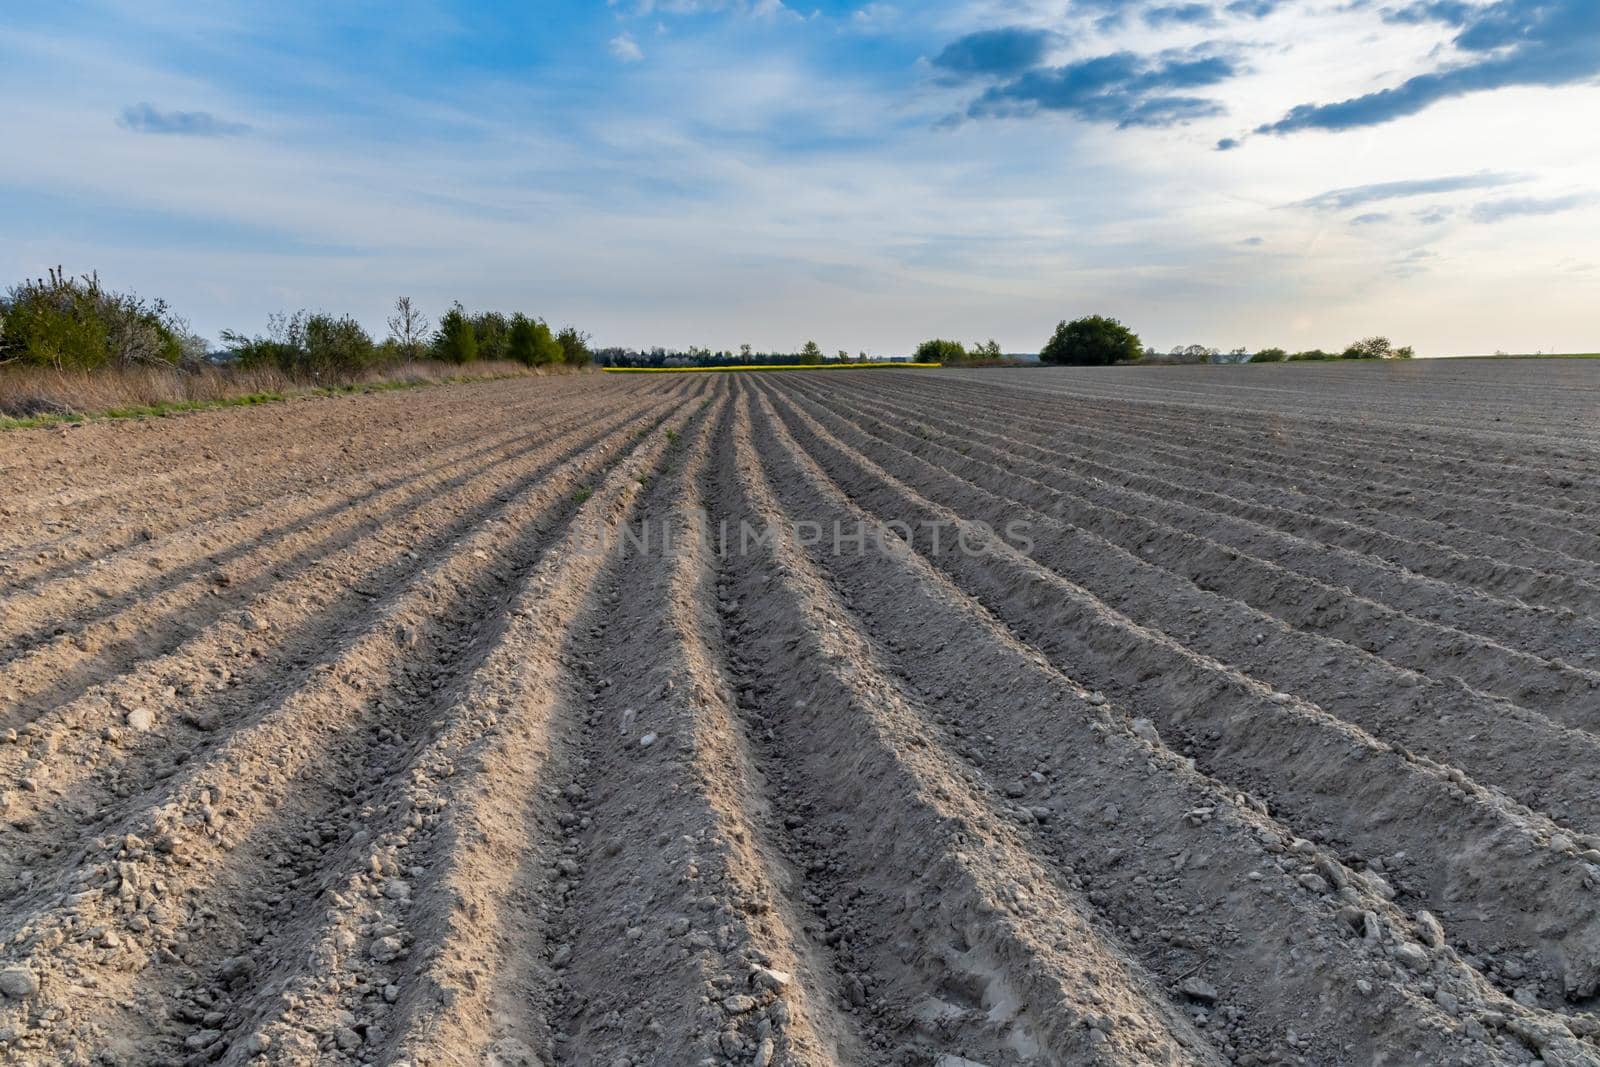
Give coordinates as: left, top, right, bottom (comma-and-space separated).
3, 362, 1599, 1066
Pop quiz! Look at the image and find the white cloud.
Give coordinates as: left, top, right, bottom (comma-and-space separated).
609, 33, 644, 62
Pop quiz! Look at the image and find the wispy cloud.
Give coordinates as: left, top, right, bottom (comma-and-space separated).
1389, 247, 1438, 276
1470, 192, 1596, 223
1144, 4, 1217, 29
118, 103, 249, 137
1295, 173, 1524, 212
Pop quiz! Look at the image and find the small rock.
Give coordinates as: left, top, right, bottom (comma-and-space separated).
1298, 873, 1330, 894
184, 1030, 224, 1051
752, 967, 791, 991
722, 994, 757, 1014
1130, 718, 1160, 744
220, 956, 253, 981
1549, 833, 1575, 854
1178, 976, 1219, 1004
370, 936, 403, 963
1393, 943, 1431, 972
334, 1026, 362, 1050
126, 707, 155, 733
639, 732, 658, 749
0, 968, 39, 999
1414, 911, 1446, 950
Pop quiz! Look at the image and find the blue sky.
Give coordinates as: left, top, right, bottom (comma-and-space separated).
2, 0, 1597, 355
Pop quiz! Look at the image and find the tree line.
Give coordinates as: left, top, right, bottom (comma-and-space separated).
223, 300, 592, 376
914, 315, 1416, 365
0, 269, 593, 377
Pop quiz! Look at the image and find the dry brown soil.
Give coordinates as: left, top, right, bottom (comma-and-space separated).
1, 363, 1599, 1066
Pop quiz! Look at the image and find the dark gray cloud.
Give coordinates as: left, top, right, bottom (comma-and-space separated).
1469, 192, 1596, 223
1295, 172, 1523, 211
1240, 235, 1265, 245
966, 47, 1239, 128
931, 27, 1057, 80
1216, 136, 1241, 150
119, 103, 250, 137
1259, 0, 1600, 135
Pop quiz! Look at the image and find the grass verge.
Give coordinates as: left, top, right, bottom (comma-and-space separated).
0, 362, 571, 431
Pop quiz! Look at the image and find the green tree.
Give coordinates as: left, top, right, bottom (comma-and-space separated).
432, 303, 478, 364
971, 339, 1003, 361
913, 339, 966, 363
1249, 347, 1288, 362
799, 340, 823, 364
302, 313, 377, 377
223, 310, 375, 378
472, 311, 511, 362
1040, 315, 1143, 366
557, 326, 592, 366
507, 314, 562, 366
1341, 336, 1412, 360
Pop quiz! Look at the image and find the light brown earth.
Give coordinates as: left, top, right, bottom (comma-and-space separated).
1, 361, 1599, 1066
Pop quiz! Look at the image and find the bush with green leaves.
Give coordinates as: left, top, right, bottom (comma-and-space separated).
1041, 315, 1143, 366
432, 303, 479, 364
1289, 349, 1333, 361
0, 268, 185, 370
509, 314, 563, 366
914, 339, 967, 363
557, 327, 593, 367
1250, 347, 1288, 363
1340, 336, 1415, 360
471, 311, 511, 363
222, 310, 381, 379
